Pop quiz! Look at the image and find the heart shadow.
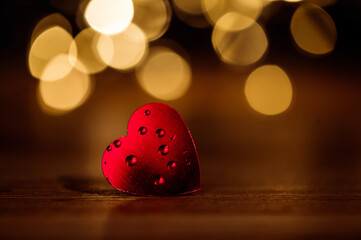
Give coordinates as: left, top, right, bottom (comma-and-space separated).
59, 176, 125, 196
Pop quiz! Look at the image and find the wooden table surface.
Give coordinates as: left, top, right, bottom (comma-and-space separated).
1, 156, 361, 240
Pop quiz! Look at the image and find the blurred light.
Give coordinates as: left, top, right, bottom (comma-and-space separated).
29, 26, 73, 80
260, 0, 274, 1
136, 46, 191, 101
291, 3, 337, 55
212, 12, 268, 66
173, 0, 209, 28
97, 23, 148, 71
30, 13, 72, 46
173, 0, 203, 15
266, 0, 337, 5
132, 0, 172, 41
69, 28, 107, 74
38, 60, 92, 115
85, 0, 134, 35
254, 0, 337, 7
245, 65, 292, 115
306, 0, 338, 6
202, 0, 263, 25
75, 0, 90, 30
259, 0, 275, 6
40, 54, 73, 82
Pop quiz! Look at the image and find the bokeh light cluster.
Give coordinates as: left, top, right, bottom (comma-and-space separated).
245, 65, 292, 115
28, 0, 181, 115
28, 0, 338, 116
169, 0, 337, 115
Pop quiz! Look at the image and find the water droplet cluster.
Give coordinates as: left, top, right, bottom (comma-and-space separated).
106, 109, 182, 186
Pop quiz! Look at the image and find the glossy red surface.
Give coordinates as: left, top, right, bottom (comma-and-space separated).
102, 103, 201, 195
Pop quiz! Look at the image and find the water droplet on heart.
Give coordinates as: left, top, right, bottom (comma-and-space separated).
126, 155, 138, 166
113, 140, 121, 148
171, 134, 176, 140
139, 127, 147, 135
167, 161, 176, 169
183, 150, 187, 154
145, 110, 151, 116
186, 162, 191, 166
107, 145, 112, 151
154, 175, 165, 185
158, 145, 169, 155
156, 129, 165, 137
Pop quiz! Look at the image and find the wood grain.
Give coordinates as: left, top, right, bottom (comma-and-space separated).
1, 170, 361, 239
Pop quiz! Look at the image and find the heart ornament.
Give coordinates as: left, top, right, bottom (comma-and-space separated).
102, 103, 201, 195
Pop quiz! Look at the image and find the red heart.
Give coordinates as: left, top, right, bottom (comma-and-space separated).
102, 103, 201, 195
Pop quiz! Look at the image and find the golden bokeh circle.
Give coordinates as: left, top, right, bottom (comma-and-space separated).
68, 28, 107, 74
136, 46, 192, 101
132, 0, 172, 41
29, 26, 73, 80
202, 0, 263, 25
245, 65, 293, 115
85, 0, 134, 35
38, 60, 92, 114
97, 23, 148, 71
212, 12, 268, 66
291, 3, 337, 55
